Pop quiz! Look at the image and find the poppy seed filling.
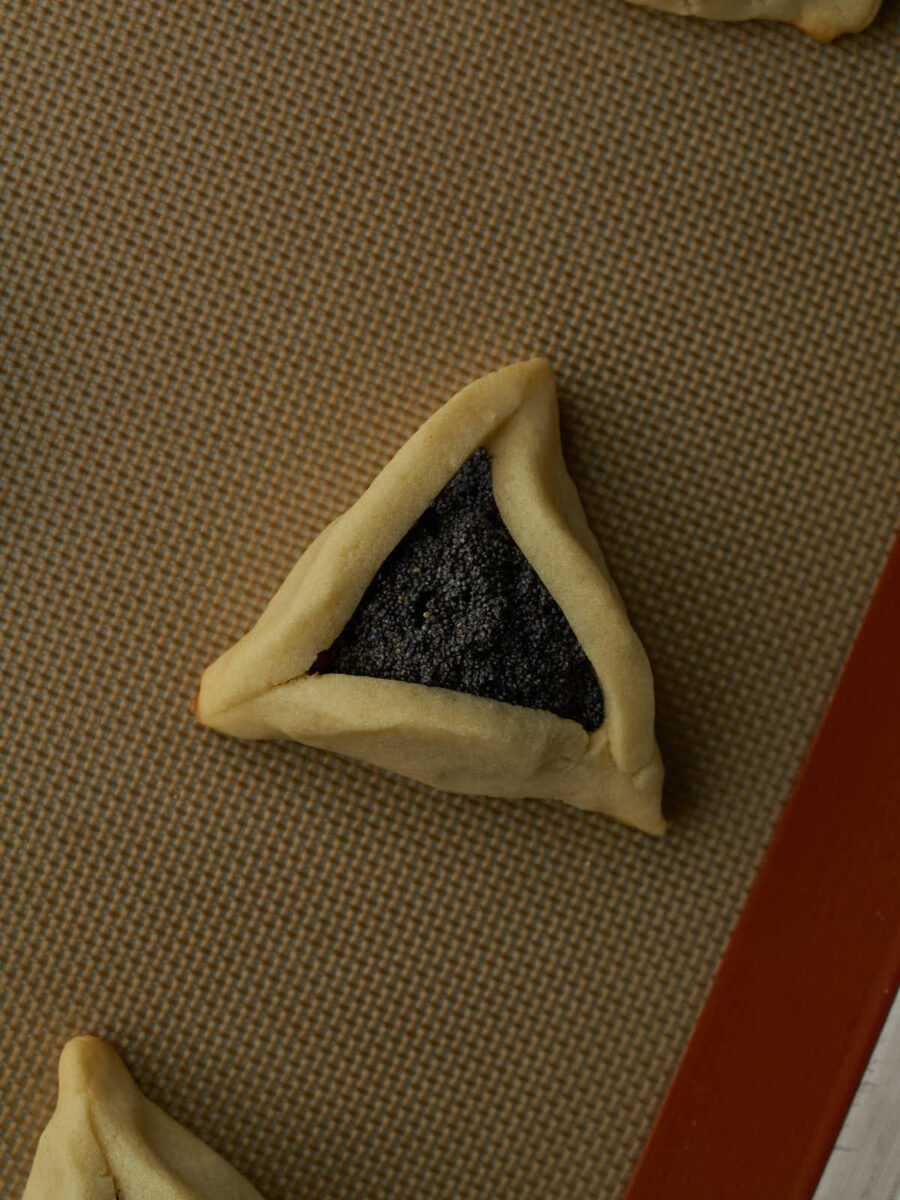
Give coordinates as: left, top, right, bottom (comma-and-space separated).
311, 449, 605, 731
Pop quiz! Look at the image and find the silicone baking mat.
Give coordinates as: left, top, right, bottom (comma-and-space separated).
626, 535, 900, 1197
2, 2, 898, 1196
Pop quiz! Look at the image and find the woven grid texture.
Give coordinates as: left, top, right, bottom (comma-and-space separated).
2, 1, 899, 1196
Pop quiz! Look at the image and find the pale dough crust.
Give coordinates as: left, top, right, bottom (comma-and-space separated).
22, 1037, 263, 1199
197, 359, 665, 835
624, 0, 880, 41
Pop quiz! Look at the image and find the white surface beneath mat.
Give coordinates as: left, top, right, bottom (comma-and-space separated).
814, 988, 900, 1200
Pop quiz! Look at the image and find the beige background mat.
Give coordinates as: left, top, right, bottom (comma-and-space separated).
2, 2, 899, 1196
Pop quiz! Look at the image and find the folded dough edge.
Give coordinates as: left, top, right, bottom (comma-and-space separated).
22, 1036, 264, 1200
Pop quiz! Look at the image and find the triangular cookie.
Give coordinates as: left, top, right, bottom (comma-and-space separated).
197, 359, 664, 834
623, 0, 879, 41
22, 1037, 263, 1199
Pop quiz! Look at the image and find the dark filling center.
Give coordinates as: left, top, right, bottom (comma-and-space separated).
311, 449, 604, 730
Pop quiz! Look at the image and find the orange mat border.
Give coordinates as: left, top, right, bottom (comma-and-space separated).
625, 528, 900, 1200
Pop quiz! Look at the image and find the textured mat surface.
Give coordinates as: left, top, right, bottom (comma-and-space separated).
2, 2, 899, 1197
